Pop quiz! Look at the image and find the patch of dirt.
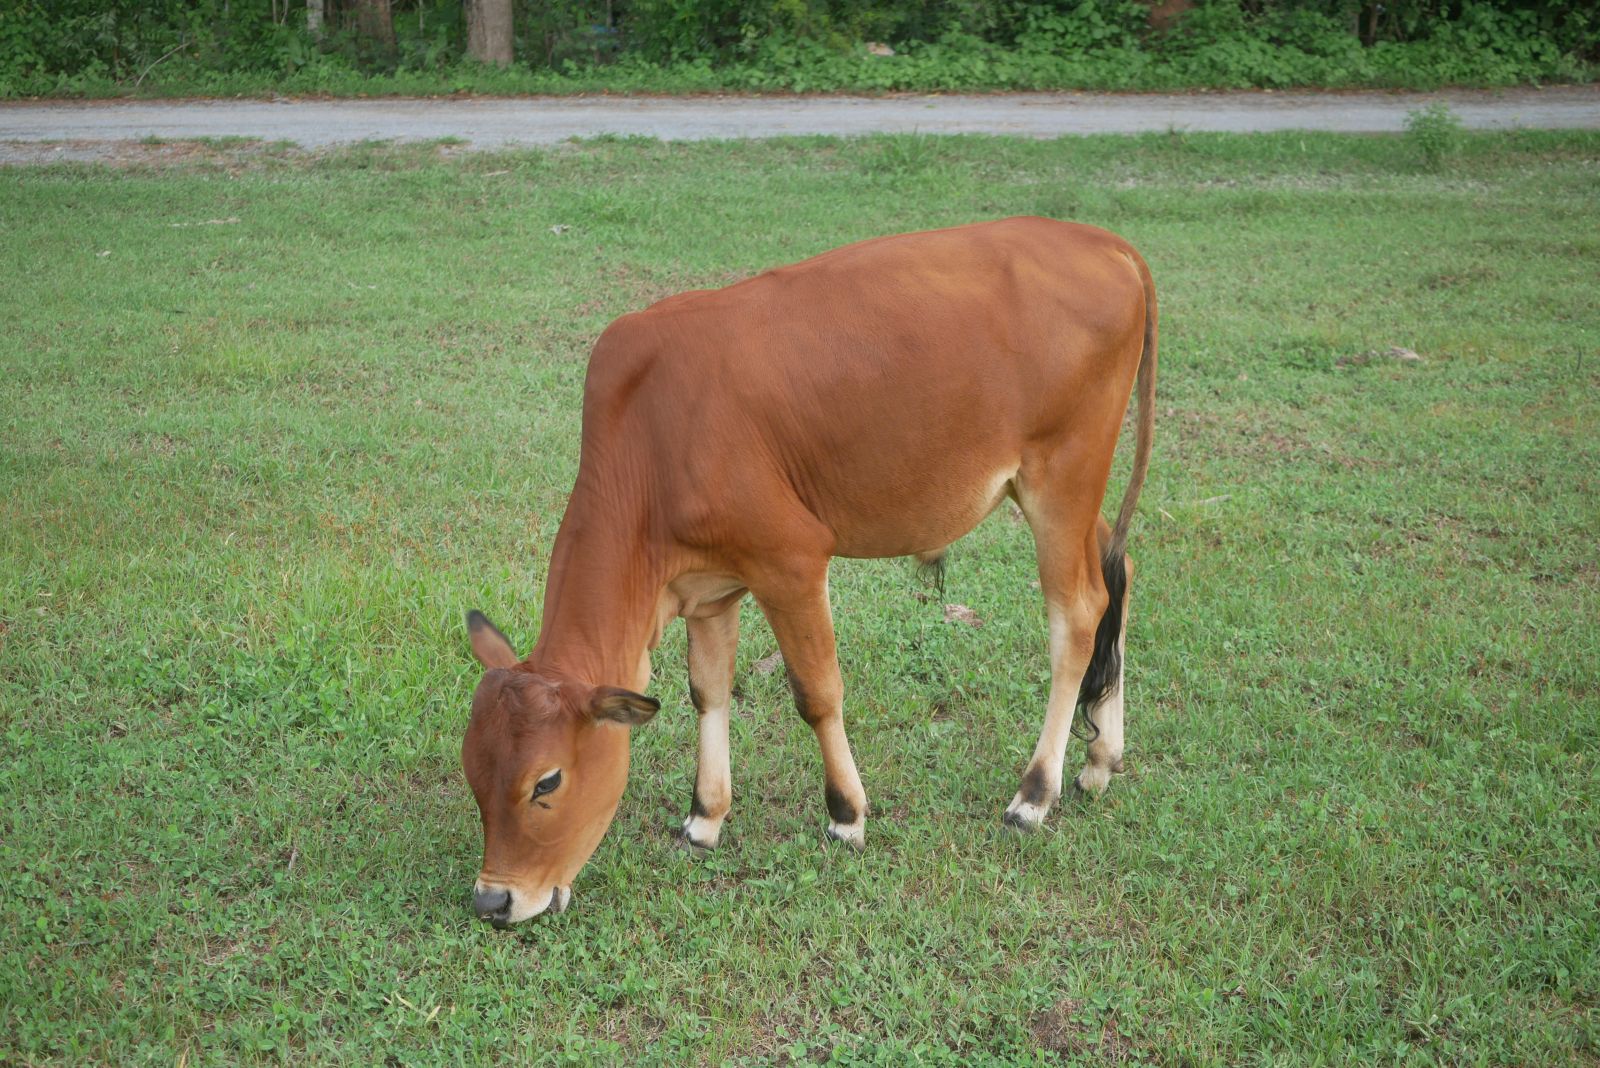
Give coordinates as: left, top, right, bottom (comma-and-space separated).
1419, 266, 1497, 290
1, 138, 286, 169
128, 431, 183, 457
1031, 997, 1141, 1062
0, 137, 460, 172
1032, 996, 1094, 1058
1335, 345, 1423, 368
201, 933, 269, 968
942, 603, 983, 627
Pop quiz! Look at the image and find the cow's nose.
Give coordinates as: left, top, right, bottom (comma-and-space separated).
473, 887, 511, 925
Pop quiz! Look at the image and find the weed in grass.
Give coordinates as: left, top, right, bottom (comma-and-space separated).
854, 132, 949, 179
1405, 103, 1465, 171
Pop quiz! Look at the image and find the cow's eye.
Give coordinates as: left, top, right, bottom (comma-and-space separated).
532, 770, 562, 799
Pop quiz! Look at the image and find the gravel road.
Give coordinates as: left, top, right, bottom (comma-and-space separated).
3, 87, 1596, 160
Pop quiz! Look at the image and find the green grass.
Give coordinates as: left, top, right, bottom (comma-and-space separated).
2, 130, 1597, 1065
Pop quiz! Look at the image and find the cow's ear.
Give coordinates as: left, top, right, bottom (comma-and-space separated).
466, 610, 518, 670
588, 686, 660, 726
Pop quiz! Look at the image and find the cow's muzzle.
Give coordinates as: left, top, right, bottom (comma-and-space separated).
472, 884, 571, 928
473, 886, 512, 928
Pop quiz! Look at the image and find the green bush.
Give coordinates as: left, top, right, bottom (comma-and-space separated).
0, 0, 1593, 97
1404, 101, 1464, 169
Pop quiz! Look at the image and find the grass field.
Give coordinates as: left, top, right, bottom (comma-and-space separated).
2, 130, 1597, 1065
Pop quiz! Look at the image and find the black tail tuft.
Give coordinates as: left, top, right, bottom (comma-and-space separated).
1071, 548, 1127, 742
915, 552, 948, 595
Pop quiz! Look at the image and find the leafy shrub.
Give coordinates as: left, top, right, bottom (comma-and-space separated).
0, 0, 1593, 98
1010, 0, 1147, 53
1404, 102, 1464, 170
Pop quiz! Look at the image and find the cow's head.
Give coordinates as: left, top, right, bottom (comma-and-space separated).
460, 610, 658, 927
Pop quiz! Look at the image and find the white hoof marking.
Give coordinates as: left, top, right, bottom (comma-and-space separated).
681, 813, 724, 850
825, 820, 865, 850
1003, 796, 1049, 831
1074, 764, 1113, 797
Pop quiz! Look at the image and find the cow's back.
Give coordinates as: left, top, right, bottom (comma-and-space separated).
582, 217, 1149, 560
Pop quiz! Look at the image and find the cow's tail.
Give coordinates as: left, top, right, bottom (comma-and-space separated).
1074, 254, 1157, 728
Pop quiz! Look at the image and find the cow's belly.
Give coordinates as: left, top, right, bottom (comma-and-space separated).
666, 572, 748, 617
823, 461, 1020, 560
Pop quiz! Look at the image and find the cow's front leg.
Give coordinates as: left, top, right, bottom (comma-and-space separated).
754, 567, 868, 849
681, 599, 742, 850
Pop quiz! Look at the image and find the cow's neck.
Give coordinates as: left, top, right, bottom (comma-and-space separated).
525, 483, 667, 690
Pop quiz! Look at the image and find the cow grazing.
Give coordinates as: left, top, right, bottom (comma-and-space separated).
461, 217, 1156, 927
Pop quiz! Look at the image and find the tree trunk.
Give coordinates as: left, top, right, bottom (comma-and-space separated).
350, 0, 396, 55
466, 0, 515, 67
306, 0, 324, 38
1146, 0, 1194, 32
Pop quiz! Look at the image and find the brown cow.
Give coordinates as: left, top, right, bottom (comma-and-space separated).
462, 217, 1156, 926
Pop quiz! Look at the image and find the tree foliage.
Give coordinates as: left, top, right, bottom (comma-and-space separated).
0, 0, 1592, 96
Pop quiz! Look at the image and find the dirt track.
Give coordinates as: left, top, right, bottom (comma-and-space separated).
3, 87, 1596, 161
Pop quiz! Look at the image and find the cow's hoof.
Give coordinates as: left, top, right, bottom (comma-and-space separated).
1073, 764, 1113, 798
678, 814, 722, 852
825, 821, 865, 850
676, 832, 715, 853
1002, 800, 1048, 832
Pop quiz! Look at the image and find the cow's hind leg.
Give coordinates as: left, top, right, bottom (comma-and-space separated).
752, 564, 868, 849
1004, 489, 1110, 831
681, 598, 743, 850
1074, 547, 1130, 797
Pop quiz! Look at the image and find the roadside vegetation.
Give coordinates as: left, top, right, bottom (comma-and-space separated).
3, 0, 1595, 97
2, 130, 1598, 1063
